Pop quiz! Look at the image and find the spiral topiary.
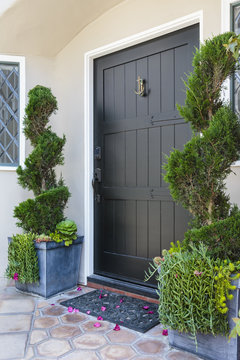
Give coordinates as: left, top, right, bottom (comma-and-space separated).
14, 85, 70, 234
164, 32, 240, 228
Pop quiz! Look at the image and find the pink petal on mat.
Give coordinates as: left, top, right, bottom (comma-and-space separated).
162, 329, 168, 336
97, 316, 103, 320
94, 322, 101, 328
104, 294, 108, 297
116, 305, 120, 308
120, 299, 124, 303
101, 306, 106, 311
68, 307, 73, 313
143, 306, 149, 310
86, 310, 91, 315
74, 308, 79, 313
99, 294, 103, 299
113, 324, 121, 331
77, 287, 82, 291
51, 304, 55, 306
148, 311, 154, 314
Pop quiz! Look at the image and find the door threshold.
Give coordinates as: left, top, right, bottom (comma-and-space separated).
87, 274, 159, 303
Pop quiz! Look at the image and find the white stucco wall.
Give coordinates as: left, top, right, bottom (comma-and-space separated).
1, 0, 239, 280
0, 56, 55, 277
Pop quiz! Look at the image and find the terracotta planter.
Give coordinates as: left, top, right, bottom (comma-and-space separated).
9, 236, 83, 298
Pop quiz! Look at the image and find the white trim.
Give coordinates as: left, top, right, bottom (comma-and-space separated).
221, 0, 240, 167
83, 11, 203, 285
0, 55, 25, 171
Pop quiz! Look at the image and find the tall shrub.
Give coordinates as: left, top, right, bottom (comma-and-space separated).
14, 86, 70, 233
164, 33, 240, 227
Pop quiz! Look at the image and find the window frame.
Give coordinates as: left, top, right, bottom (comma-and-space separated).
0, 55, 25, 171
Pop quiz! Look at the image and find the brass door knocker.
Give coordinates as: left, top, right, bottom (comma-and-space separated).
134, 76, 145, 96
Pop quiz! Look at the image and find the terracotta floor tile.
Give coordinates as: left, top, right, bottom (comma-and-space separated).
73, 333, 106, 349
100, 344, 136, 360
0, 297, 35, 313
166, 350, 201, 360
81, 320, 110, 332
43, 305, 66, 316
62, 312, 87, 323
50, 324, 82, 338
107, 328, 138, 344
37, 338, 71, 357
0, 333, 28, 359
134, 339, 168, 355
0, 314, 32, 332
30, 329, 48, 344
34, 316, 59, 328
61, 350, 99, 360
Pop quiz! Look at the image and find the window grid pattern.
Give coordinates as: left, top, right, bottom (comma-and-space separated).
0, 63, 19, 165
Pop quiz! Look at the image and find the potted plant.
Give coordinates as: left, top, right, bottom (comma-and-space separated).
6, 85, 83, 298
146, 32, 240, 360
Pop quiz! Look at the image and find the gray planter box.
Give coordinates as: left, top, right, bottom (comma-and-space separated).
168, 278, 240, 360
10, 236, 83, 298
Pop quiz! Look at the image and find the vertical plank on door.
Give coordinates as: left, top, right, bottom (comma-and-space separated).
125, 61, 137, 119
113, 132, 125, 187
149, 127, 161, 187
125, 200, 137, 256
161, 125, 174, 187
137, 200, 148, 257
104, 200, 115, 252
175, 123, 192, 151
114, 65, 125, 121
161, 201, 174, 250
104, 134, 115, 187
148, 201, 161, 258
104, 68, 114, 122
175, 203, 190, 243
115, 200, 126, 254
148, 53, 161, 115
136, 58, 148, 116
126, 130, 137, 187
161, 50, 174, 113
137, 129, 148, 187
175, 45, 188, 107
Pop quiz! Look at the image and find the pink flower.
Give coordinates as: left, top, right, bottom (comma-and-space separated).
143, 306, 149, 310
194, 270, 203, 276
99, 294, 103, 299
116, 305, 120, 308
101, 306, 106, 311
162, 329, 168, 336
120, 299, 124, 303
113, 324, 121, 331
74, 308, 79, 313
94, 322, 101, 328
175, 274, 178, 278
86, 310, 91, 315
97, 316, 103, 320
77, 287, 82, 291
13, 273, 18, 281
148, 311, 154, 314
68, 306, 73, 313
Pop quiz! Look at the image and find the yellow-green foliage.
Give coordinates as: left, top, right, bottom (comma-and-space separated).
148, 244, 239, 343
6, 233, 39, 284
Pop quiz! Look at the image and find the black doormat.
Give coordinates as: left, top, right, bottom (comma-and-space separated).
60, 289, 159, 333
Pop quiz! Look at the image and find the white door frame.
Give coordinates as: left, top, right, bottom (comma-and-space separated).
82, 11, 203, 284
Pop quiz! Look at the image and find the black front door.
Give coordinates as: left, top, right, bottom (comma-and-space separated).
94, 24, 199, 287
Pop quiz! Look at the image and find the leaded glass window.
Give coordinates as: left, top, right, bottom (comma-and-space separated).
232, 3, 240, 116
0, 63, 19, 166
